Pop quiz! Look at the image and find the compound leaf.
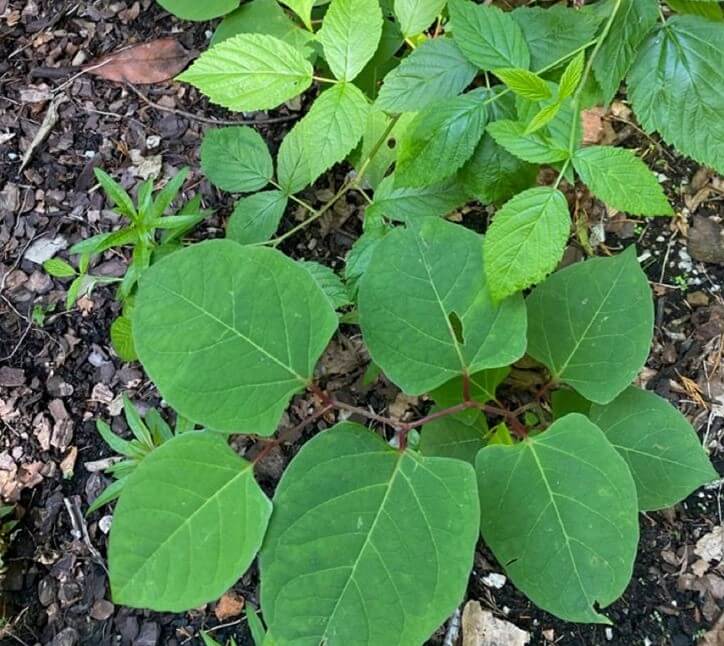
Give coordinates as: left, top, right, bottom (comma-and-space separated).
628, 16, 724, 173
484, 187, 570, 301
394, 0, 447, 37
201, 126, 273, 193
318, 0, 383, 81
260, 422, 479, 645
395, 91, 488, 187
376, 38, 477, 113
109, 431, 272, 611
590, 387, 717, 511
358, 218, 527, 395
487, 120, 568, 164
477, 414, 639, 623
226, 190, 288, 245
157, 0, 238, 20
178, 33, 313, 112
133, 239, 337, 435
526, 248, 654, 405
573, 146, 672, 216
449, 0, 530, 70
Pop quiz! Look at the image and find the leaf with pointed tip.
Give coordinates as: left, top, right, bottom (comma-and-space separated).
494, 68, 551, 101
526, 248, 654, 404
477, 414, 639, 623
201, 126, 273, 193
393, 0, 446, 36
590, 387, 717, 511
487, 120, 568, 164
109, 431, 272, 611
279, 0, 315, 29
358, 218, 527, 395
260, 422, 479, 645
132, 240, 338, 435
226, 191, 287, 245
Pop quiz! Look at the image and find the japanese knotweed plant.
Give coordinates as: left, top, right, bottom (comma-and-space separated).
96, 0, 722, 641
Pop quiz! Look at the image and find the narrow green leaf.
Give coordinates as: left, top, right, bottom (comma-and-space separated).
178, 34, 313, 112
156, 0, 237, 20
111, 315, 137, 362
96, 420, 146, 460
420, 407, 488, 464
132, 240, 338, 435
201, 127, 273, 193
300, 261, 352, 310
590, 387, 717, 511
318, 0, 383, 81
358, 218, 527, 395
477, 414, 639, 623
494, 68, 551, 101
226, 191, 288, 245
393, 0, 446, 37
395, 91, 488, 187
526, 248, 654, 404
484, 187, 570, 301
524, 102, 561, 135
260, 422, 479, 645
376, 38, 477, 113
150, 168, 189, 221
94, 168, 136, 219
43, 258, 76, 278
87, 476, 127, 515
572, 146, 673, 216
246, 604, 267, 646
487, 120, 568, 164
449, 0, 530, 70
558, 51, 585, 100
109, 432, 272, 611
123, 394, 154, 449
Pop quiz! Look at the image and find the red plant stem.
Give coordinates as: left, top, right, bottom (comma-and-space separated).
462, 372, 472, 403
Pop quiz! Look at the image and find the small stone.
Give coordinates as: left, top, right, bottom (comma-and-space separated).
481, 573, 507, 589
51, 627, 79, 646
0, 367, 25, 387
461, 601, 530, 646
47, 375, 74, 398
135, 620, 160, 646
24, 235, 68, 265
689, 216, 724, 265
26, 270, 53, 294
90, 599, 115, 621
695, 527, 723, 563
214, 590, 245, 621
605, 627, 614, 641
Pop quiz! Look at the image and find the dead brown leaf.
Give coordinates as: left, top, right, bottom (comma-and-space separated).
84, 38, 193, 85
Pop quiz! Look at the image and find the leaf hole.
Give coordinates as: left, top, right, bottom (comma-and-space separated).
448, 312, 465, 345
386, 137, 396, 149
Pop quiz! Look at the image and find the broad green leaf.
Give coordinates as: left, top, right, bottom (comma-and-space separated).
358, 218, 527, 395
279, 0, 315, 29
226, 191, 288, 245
572, 146, 672, 216
319, 0, 383, 81
460, 134, 538, 205
558, 51, 585, 100
484, 187, 570, 301
43, 258, 76, 278
476, 414, 639, 623
667, 0, 723, 20
550, 388, 591, 420
376, 38, 477, 113
590, 387, 717, 511
109, 432, 272, 611
431, 367, 509, 409
344, 225, 390, 297
395, 91, 488, 187
201, 127, 273, 193
494, 68, 551, 101
277, 83, 369, 192
487, 120, 568, 164
420, 406, 488, 464
593, 0, 658, 104
448, 0, 529, 70
111, 315, 137, 362
628, 16, 724, 173
367, 173, 468, 222
260, 422, 479, 645
393, 0, 446, 37
178, 34, 313, 112
511, 5, 601, 71
300, 261, 352, 310
211, 0, 314, 50
157, 0, 237, 20
133, 239, 338, 435
526, 248, 654, 405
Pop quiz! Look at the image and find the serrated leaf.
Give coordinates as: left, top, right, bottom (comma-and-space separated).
358, 218, 527, 395
201, 127, 273, 193
449, 0, 529, 70
477, 414, 639, 623
376, 38, 477, 113
178, 33, 313, 112
318, 0, 383, 81
157, 0, 237, 20
111, 315, 137, 362
132, 239, 338, 435
226, 191, 287, 245
460, 134, 538, 205
420, 407, 488, 464
558, 51, 585, 99
593, 0, 658, 104
524, 102, 561, 135
484, 187, 570, 301
628, 16, 724, 173
109, 432, 272, 611
43, 258, 76, 278
494, 68, 551, 101
572, 146, 672, 216
393, 0, 446, 36
511, 5, 602, 71
590, 387, 717, 511
260, 422, 479, 645
395, 91, 488, 187
526, 248, 654, 404
277, 82, 369, 192
667, 0, 724, 20
300, 261, 352, 310
487, 120, 568, 164
368, 173, 469, 222
279, 0, 315, 29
